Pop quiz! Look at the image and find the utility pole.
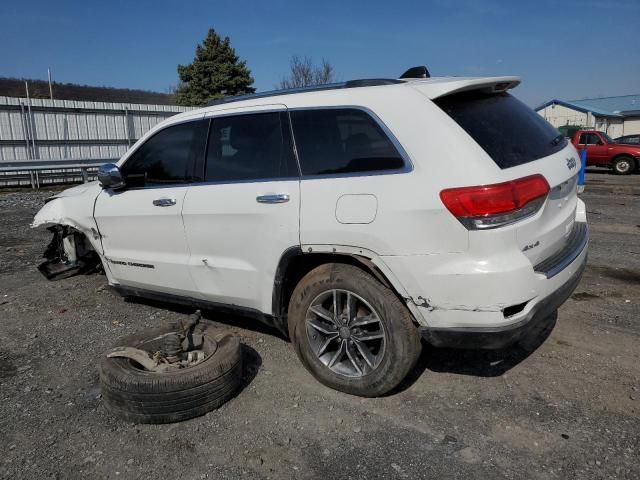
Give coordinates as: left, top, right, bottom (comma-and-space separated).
24, 81, 37, 159
47, 68, 54, 100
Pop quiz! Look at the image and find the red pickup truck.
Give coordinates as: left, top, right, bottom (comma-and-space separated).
571, 130, 640, 174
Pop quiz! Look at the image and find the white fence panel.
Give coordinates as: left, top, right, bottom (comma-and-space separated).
0, 96, 195, 162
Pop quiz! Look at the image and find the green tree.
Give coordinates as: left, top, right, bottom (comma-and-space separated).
176, 28, 255, 106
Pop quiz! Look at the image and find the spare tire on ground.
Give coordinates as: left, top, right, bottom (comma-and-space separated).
99, 313, 242, 424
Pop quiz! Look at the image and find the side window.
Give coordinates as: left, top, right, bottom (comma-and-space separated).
122, 120, 205, 186
290, 108, 406, 176
205, 112, 298, 182
579, 133, 599, 145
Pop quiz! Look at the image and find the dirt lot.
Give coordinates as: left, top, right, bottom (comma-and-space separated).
0, 171, 638, 479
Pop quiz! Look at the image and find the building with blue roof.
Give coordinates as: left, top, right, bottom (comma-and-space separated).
535, 94, 640, 138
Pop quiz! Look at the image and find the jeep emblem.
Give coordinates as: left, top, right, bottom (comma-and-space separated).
566, 157, 577, 170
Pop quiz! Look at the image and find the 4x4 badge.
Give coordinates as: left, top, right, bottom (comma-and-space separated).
566, 157, 577, 170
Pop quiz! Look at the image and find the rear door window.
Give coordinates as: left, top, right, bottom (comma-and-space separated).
289, 108, 406, 176
205, 111, 298, 182
435, 91, 567, 169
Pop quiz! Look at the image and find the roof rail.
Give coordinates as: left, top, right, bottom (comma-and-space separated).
207, 78, 405, 106
344, 79, 405, 87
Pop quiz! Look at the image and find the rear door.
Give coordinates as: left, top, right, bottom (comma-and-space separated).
290, 107, 411, 252
434, 90, 581, 266
182, 106, 300, 314
94, 117, 207, 296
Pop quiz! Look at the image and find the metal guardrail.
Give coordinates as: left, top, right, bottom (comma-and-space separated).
0, 158, 115, 189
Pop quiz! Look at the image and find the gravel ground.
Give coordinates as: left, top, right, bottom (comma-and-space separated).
0, 171, 638, 479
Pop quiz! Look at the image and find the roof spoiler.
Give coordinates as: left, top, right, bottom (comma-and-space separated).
412, 76, 521, 100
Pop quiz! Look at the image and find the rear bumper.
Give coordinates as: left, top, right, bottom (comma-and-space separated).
534, 222, 588, 278
419, 246, 587, 349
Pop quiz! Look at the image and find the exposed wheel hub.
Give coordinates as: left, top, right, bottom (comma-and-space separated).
338, 326, 351, 339
106, 310, 211, 372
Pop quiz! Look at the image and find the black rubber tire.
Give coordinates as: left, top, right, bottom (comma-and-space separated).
288, 263, 421, 397
612, 156, 635, 175
99, 324, 242, 424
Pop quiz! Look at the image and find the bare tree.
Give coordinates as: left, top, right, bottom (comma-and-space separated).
279, 56, 336, 89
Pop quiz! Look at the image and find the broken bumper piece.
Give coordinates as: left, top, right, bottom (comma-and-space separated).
38, 257, 97, 281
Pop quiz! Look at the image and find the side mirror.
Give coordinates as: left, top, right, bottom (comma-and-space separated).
98, 163, 125, 190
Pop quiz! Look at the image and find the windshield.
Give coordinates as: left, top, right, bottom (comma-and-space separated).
601, 132, 615, 143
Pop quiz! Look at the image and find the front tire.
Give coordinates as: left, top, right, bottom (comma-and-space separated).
612, 156, 635, 175
288, 263, 421, 397
99, 324, 242, 424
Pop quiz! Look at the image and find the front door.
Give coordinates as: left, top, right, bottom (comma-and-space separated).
578, 132, 607, 164
94, 117, 207, 297
182, 107, 300, 315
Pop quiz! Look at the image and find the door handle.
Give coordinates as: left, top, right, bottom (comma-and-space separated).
256, 194, 290, 204
152, 198, 177, 207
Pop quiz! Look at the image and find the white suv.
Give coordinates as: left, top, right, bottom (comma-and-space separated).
33, 71, 588, 396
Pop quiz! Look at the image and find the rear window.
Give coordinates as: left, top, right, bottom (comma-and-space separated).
435, 91, 566, 169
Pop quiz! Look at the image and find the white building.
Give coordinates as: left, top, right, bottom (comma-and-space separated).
535, 94, 640, 138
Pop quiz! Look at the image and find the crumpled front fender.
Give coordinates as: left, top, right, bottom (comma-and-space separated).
31, 184, 103, 253
32, 197, 86, 230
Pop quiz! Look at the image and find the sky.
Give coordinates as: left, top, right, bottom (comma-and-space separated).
1, 0, 639, 107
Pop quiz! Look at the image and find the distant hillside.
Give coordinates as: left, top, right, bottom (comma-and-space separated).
0, 77, 177, 105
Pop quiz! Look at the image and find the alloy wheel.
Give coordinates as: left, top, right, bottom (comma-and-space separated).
305, 289, 386, 378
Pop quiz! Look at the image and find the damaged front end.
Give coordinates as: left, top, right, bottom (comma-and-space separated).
32, 183, 105, 281
38, 225, 101, 280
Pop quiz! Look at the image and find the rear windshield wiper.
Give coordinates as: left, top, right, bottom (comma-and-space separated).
550, 134, 565, 146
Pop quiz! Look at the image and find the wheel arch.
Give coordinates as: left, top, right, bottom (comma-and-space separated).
271, 245, 423, 326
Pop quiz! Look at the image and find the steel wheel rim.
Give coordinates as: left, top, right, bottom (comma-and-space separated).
305, 289, 386, 378
617, 160, 630, 173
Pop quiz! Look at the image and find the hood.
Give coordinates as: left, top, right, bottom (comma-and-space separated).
612, 144, 640, 155
45, 181, 100, 203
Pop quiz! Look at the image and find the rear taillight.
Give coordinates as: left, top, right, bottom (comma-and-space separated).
440, 174, 550, 230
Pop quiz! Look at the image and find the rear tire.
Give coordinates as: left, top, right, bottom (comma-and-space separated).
288, 263, 421, 397
612, 156, 634, 175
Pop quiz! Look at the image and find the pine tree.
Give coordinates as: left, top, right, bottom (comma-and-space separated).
176, 29, 255, 106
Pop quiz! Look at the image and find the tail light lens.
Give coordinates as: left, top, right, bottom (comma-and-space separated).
440, 174, 550, 230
